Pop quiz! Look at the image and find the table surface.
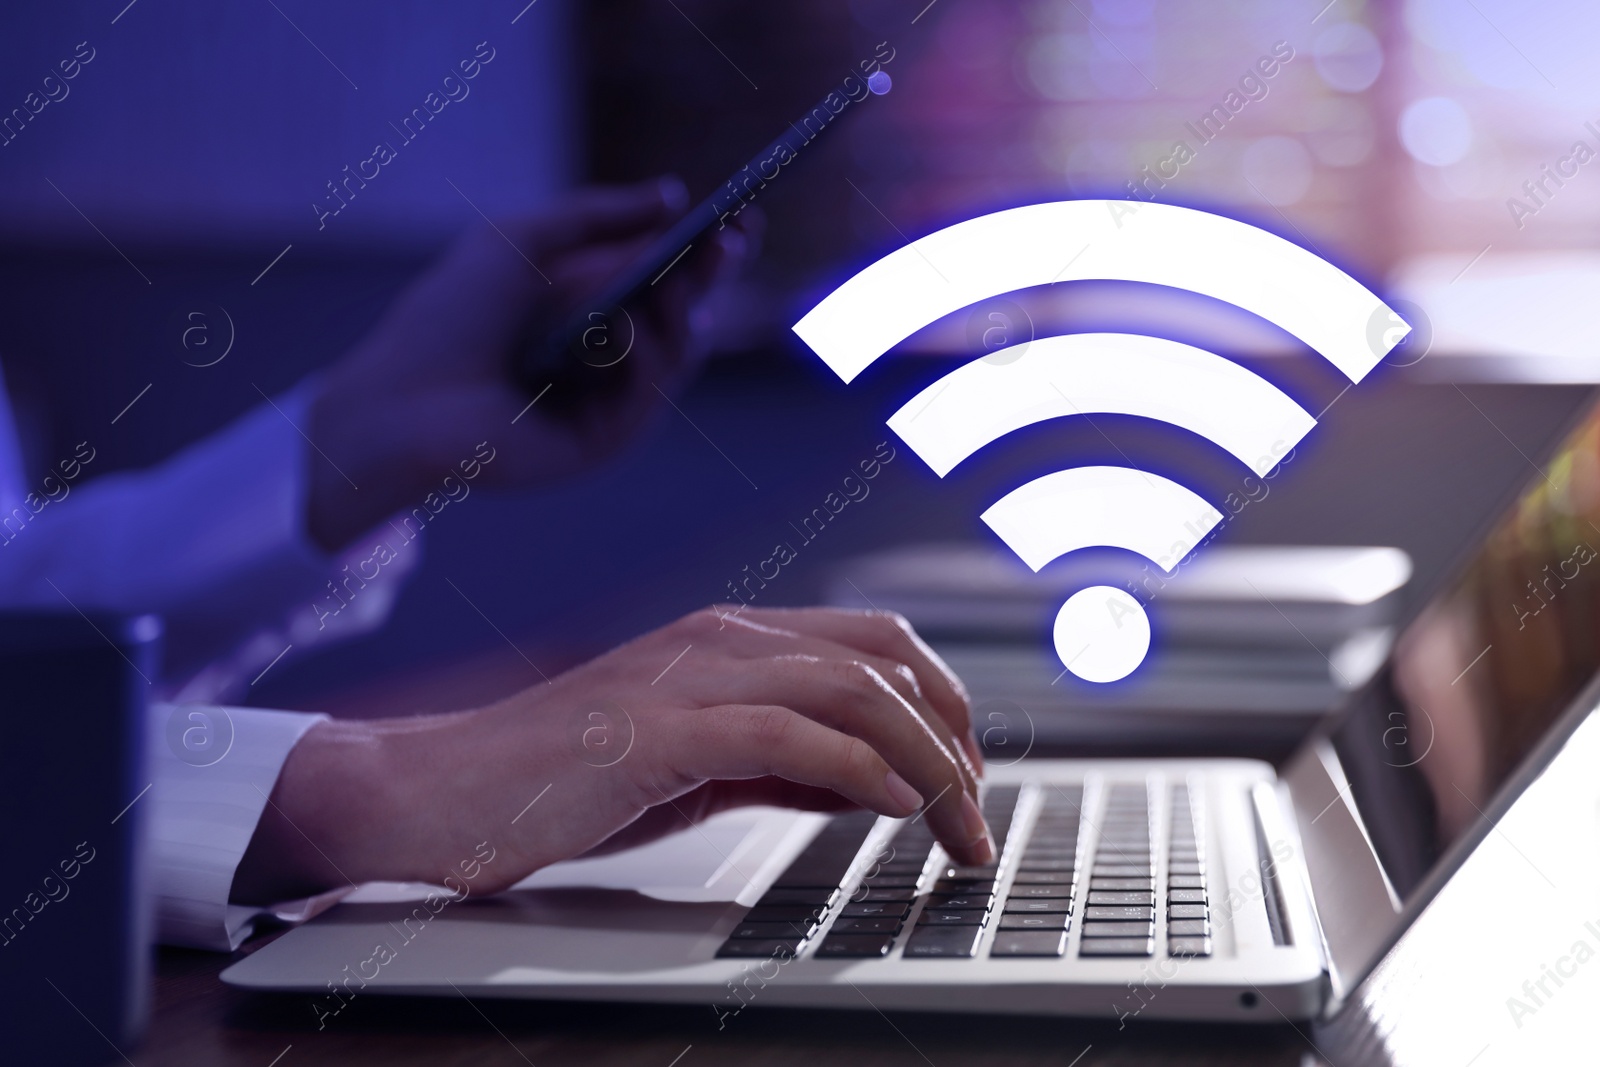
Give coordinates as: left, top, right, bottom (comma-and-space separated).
142, 937, 1329, 1067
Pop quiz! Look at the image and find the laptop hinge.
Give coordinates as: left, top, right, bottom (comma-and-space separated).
1248, 784, 1292, 947
1281, 738, 1403, 1012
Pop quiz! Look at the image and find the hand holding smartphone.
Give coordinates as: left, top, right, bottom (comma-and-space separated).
514, 54, 895, 413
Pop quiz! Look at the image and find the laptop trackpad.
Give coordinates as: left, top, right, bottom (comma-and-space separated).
310, 808, 827, 979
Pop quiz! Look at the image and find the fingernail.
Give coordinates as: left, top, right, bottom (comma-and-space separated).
960, 793, 989, 844
884, 770, 924, 814
967, 833, 995, 866
957, 793, 995, 866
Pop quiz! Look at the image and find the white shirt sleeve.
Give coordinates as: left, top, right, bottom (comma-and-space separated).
149, 703, 333, 951
0, 371, 423, 949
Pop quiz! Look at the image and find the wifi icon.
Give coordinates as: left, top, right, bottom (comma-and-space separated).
793, 199, 1409, 683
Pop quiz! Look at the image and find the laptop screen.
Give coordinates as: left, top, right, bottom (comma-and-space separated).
1331, 392, 1600, 898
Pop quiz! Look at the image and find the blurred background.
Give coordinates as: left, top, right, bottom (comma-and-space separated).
2, 0, 1597, 744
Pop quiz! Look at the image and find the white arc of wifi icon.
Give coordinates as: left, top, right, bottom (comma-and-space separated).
793, 199, 1410, 683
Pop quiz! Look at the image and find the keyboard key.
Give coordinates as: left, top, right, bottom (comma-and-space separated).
873, 861, 929, 874
856, 888, 917, 902
1167, 889, 1206, 904
1168, 904, 1209, 920
933, 879, 996, 895
1003, 898, 1072, 914
1090, 878, 1154, 891
1080, 920, 1154, 938
1168, 936, 1212, 957
758, 888, 838, 907
1168, 919, 1211, 936
1168, 875, 1205, 889
730, 921, 812, 940
716, 938, 801, 959
745, 905, 826, 924
903, 925, 983, 958
770, 811, 878, 890
917, 909, 986, 926
1012, 871, 1073, 885
1091, 865, 1151, 877
830, 916, 902, 934
991, 930, 1067, 957
941, 866, 999, 880
1087, 891, 1155, 906
1078, 937, 1154, 957
1168, 862, 1205, 875
816, 934, 895, 958
859, 875, 921, 889
1017, 860, 1076, 872
841, 901, 911, 919
1085, 905, 1155, 921
926, 894, 992, 910
1008, 883, 1072, 899
999, 912, 1069, 930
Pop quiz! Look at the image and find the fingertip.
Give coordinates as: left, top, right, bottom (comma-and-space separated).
966, 833, 996, 867
883, 769, 924, 816
957, 793, 994, 864
656, 174, 689, 214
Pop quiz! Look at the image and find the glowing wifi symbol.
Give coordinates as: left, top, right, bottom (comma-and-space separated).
793, 199, 1409, 683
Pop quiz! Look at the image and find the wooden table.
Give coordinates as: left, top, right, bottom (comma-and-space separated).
141, 936, 1325, 1067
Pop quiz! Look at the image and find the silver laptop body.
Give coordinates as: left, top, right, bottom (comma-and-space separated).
223, 393, 1600, 1024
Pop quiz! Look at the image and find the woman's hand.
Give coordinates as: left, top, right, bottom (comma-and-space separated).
234, 607, 988, 903
304, 178, 747, 550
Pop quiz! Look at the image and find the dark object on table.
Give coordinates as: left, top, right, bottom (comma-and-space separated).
0, 612, 159, 1066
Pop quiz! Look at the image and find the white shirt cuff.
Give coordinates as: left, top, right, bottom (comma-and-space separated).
149, 702, 328, 951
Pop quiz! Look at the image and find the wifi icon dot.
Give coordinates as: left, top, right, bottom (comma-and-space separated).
793, 199, 1410, 683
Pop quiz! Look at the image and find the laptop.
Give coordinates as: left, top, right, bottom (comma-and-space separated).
223, 391, 1600, 1024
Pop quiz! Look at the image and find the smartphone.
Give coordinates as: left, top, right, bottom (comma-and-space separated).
513, 64, 894, 413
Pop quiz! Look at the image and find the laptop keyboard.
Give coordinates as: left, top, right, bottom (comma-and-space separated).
715, 780, 1212, 962
1166, 783, 1212, 958
888, 784, 1019, 959
714, 810, 878, 958
1077, 783, 1154, 956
